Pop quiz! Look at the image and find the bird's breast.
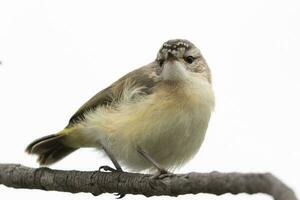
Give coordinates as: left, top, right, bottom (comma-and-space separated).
84, 78, 214, 171
130, 80, 214, 169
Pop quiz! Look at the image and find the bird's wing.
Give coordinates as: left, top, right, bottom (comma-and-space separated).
66, 62, 158, 127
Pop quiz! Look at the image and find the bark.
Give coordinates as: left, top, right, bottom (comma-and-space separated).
0, 163, 297, 200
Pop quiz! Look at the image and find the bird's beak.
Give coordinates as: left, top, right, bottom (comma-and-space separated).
166, 52, 177, 62
161, 53, 187, 81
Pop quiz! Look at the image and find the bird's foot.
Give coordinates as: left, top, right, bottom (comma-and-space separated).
114, 193, 126, 199
99, 166, 126, 198
98, 165, 122, 172
151, 169, 174, 179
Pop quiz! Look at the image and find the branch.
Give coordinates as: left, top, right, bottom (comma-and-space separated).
0, 164, 297, 200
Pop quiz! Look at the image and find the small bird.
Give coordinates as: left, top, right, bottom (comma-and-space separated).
26, 39, 215, 177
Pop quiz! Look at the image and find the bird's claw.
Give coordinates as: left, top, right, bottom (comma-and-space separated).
98, 165, 118, 172
114, 193, 126, 199
98, 166, 125, 198
151, 169, 174, 179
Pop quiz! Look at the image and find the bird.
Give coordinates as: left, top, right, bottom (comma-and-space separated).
26, 39, 215, 177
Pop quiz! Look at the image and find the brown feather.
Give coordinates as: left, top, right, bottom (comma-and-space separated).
67, 63, 158, 127
26, 134, 77, 165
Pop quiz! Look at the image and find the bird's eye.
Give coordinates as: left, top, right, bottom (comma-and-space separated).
159, 60, 164, 67
184, 56, 195, 64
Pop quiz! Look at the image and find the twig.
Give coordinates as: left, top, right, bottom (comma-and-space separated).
0, 164, 297, 199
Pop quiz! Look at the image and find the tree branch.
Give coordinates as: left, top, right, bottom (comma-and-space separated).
0, 164, 297, 200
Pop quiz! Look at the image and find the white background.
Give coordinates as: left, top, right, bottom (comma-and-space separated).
0, 0, 299, 199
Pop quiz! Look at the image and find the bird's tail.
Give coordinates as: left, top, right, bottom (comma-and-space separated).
26, 129, 78, 166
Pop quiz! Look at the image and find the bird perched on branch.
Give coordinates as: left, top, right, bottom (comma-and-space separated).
26, 39, 215, 178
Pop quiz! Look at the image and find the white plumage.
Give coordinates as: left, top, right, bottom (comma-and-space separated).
67, 67, 215, 172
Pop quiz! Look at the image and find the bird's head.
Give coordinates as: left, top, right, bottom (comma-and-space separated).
155, 39, 211, 83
